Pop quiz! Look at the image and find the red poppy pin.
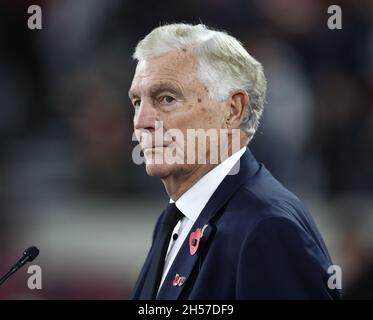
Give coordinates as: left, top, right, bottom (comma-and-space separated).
189, 224, 208, 256
172, 273, 186, 287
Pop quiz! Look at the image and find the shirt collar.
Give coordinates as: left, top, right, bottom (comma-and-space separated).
169, 147, 246, 222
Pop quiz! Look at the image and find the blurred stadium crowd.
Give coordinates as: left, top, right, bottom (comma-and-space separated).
0, 0, 372, 299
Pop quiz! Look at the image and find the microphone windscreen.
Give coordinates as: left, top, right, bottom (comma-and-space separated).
24, 246, 40, 261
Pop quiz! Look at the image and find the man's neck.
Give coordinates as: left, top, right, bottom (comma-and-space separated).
162, 136, 248, 200
162, 162, 217, 201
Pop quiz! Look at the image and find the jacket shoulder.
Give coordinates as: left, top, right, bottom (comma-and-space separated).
225, 166, 307, 226
220, 166, 332, 260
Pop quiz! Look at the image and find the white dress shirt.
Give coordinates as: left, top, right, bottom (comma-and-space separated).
158, 147, 246, 292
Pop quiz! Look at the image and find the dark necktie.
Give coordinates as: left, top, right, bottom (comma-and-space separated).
139, 203, 184, 299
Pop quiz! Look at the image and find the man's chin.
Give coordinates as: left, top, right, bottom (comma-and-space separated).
145, 163, 172, 178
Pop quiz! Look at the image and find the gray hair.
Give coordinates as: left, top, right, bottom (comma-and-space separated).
133, 23, 266, 138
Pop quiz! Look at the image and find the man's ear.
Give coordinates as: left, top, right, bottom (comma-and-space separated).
226, 90, 249, 129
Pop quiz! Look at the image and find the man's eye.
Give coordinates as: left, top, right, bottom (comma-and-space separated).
160, 96, 175, 104
133, 99, 141, 107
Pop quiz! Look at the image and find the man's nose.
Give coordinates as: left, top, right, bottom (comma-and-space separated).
133, 101, 157, 131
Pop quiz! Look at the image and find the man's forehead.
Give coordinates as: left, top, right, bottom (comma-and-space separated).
135, 50, 196, 77
130, 51, 198, 95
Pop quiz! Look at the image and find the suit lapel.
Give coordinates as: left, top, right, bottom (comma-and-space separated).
157, 221, 214, 299
157, 149, 260, 299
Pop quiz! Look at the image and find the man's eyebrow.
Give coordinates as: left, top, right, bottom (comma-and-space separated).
128, 89, 138, 100
148, 83, 182, 96
128, 82, 183, 101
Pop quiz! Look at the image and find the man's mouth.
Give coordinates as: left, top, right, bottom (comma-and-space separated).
142, 145, 169, 152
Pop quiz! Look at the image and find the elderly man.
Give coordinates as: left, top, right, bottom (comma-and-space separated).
129, 23, 340, 300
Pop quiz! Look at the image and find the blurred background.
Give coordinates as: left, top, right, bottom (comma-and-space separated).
0, 0, 372, 299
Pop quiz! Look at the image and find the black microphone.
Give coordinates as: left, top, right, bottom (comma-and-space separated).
0, 246, 40, 286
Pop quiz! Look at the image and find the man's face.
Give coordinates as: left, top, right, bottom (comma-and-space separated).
129, 49, 228, 179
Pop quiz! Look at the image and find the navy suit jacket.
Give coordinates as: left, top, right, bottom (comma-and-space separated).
131, 149, 341, 300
